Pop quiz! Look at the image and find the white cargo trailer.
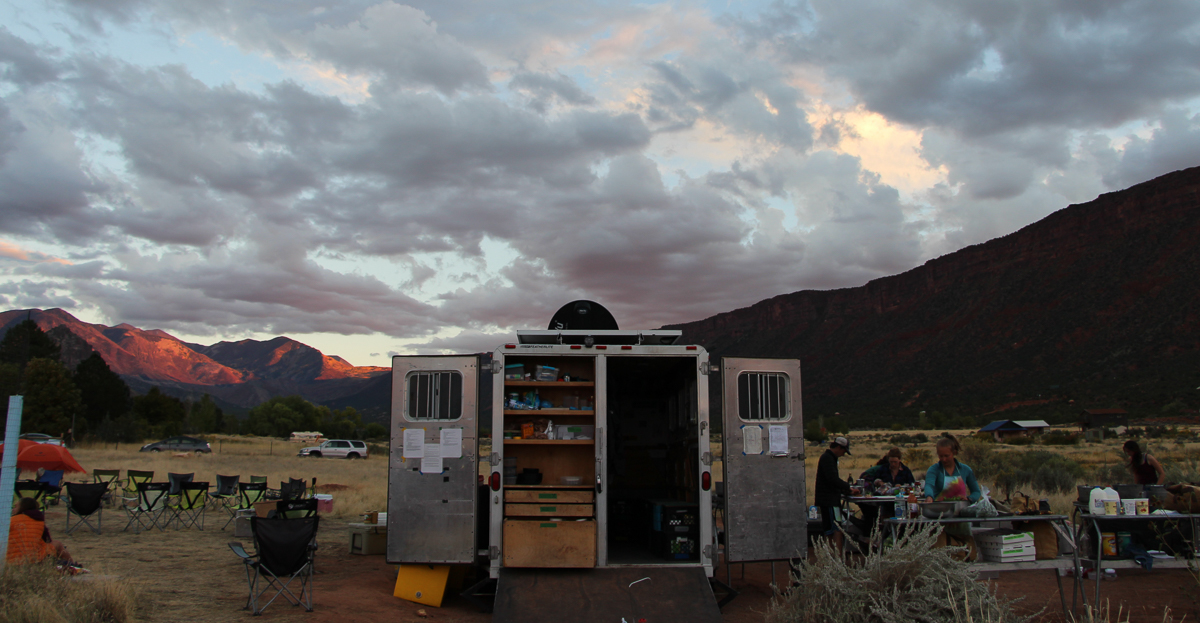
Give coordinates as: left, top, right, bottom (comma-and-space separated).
387, 301, 806, 616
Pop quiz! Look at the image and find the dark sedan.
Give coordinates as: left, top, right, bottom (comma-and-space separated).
140, 436, 212, 453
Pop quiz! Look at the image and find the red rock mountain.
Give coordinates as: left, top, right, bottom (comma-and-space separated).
667, 166, 1200, 425
0, 309, 388, 412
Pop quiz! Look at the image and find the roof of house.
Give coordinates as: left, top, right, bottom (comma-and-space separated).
1012, 420, 1050, 428
979, 420, 1022, 432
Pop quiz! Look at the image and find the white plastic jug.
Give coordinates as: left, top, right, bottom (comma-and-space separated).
1088, 487, 1107, 515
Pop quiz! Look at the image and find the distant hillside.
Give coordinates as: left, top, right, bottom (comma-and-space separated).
668, 166, 1200, 426
0, 309, 389, 418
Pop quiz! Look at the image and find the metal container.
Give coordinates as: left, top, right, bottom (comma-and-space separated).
1144, 485, 1168, 503
1115, 484, 1143, 500
919, 500, 966, 519
1077, 485, 1096, 505
234, 509, 255, 538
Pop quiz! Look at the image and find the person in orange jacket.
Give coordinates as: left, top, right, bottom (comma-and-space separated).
7, 497, 74, 565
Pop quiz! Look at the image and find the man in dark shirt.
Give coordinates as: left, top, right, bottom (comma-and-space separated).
814, 436, 858, 550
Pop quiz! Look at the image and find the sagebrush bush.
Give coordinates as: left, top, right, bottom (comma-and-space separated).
766, 522, 1031, 623
0, 560, 137, 623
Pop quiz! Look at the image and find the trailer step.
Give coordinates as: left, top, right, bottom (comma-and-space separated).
493, 567, 722, 622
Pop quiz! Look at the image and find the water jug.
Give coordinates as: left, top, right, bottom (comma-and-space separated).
1103, 486, 1120, 515
1088, 487, 1106, 515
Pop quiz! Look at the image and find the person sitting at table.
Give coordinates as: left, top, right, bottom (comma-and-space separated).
7, 497, 75, 565
1123, 440, 1165, 485
860, 447, 916, 488
924, 433, 981, 503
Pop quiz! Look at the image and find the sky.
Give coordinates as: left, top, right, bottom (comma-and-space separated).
1, 0, 1199, 367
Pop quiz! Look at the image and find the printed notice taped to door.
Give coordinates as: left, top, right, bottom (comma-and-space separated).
440, 428, 463, 458
403, 428, 425, 459
742, 425, 763, 455
421, 443, 444, 474
768, 424, 789, 455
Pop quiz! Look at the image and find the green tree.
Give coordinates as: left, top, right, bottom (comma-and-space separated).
0, 319, 61, 389
21, 358, 82, 436
187, 395, 225, 433
363, 422, 387, 439
804, 420, 828, 444
73, 352, 131, 435
246, 395, 321, 437
0, 362, 19, 401
131, 387, 186, 437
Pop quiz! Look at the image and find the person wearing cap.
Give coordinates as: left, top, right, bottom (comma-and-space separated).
815, 436, 859, 551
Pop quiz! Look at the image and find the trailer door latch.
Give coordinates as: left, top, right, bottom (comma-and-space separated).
488, 546, 500, 560
487, 360, 503, 374
700, 362, 716, 375
702, 545, 715, 561
701, 452, 713, 466
489, 452, 501, 466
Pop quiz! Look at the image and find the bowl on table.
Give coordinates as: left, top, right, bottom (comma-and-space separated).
919, 500, 967, 519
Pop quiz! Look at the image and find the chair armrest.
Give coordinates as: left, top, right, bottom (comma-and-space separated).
228, 542, 254, 561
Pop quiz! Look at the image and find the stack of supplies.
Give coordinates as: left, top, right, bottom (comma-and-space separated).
975, 529, 1036, 563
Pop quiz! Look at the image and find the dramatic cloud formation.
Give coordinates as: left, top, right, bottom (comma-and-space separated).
1, 0, 1198, 363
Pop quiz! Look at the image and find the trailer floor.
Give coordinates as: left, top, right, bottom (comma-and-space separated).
493, 567, 723, 623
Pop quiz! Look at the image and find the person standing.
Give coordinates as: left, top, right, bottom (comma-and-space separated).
815, 436, 859, 550
1123, 440, 1165, 485
923, 433, 981, 503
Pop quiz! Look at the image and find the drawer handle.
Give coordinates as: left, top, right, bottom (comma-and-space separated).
538, 494, 558, 499
541, 507, 556, 512
540, 523, 557, 528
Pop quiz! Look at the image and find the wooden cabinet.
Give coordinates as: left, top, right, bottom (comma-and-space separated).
501, 355, 597, 568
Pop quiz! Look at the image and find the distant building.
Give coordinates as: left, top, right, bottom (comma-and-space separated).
978, 419, 1051, 442
1078, 409, 1129, 430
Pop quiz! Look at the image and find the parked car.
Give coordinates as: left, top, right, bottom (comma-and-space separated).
297, 439, 368, 459
140, 436, 212, 453
18, 433, 64, 446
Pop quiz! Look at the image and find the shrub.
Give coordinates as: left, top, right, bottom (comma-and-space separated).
1004, 435, 1035, 446
1041, 430, 1079, 446
804, 421, 828, 444
766, 521, 1031, 623
0, 560, 137, 623
903, 448, 932, 469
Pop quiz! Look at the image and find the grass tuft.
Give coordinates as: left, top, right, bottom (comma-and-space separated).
0, 560, 138, 623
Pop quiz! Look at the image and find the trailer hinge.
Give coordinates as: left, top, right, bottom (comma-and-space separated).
702, 544, 715, 561
486, 360, 503, 374
700, 362, 716, 375
488, 452, 501, 467
488, 546, 501, 560
701, 452, 713, 466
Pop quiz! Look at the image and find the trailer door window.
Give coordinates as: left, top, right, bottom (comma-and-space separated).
405, 371, 463, 421
737, 372, 790, 421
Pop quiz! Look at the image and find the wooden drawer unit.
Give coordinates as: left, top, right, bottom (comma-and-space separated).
503, 519, 596, 568
506, 503, 594, 517
505, 489, 593, 504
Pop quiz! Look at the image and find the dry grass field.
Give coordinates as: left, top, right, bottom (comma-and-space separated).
24, 430, 1199, 622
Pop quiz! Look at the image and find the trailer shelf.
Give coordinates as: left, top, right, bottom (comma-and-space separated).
503, 409, 594, 416
504, 381, 594, 387
504, 439, 593, 445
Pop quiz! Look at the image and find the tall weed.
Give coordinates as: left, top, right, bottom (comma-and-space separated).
0, 561, 137, 623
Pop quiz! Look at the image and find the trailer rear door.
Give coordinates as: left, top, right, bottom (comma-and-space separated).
388, 356, 479, 564
720, 358, 806, 563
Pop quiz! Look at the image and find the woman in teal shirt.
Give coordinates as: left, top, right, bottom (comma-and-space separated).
923, 434, 982, 503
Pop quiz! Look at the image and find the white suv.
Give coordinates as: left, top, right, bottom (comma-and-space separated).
297, 439, 369, 459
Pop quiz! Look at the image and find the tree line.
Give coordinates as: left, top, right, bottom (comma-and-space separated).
0, 319, 385, 443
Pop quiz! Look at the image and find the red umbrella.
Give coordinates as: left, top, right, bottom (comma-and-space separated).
0, 439, 86, 474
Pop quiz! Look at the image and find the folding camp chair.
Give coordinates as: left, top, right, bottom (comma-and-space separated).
64, 482, 108, 535
124, 482, 170, 533
170, 481, 209, 530
38, 470, 64, 504
228, 516, 320, 614
223, 481, 267, 530
276, 498, 318, 519
92, 469, 121, 507
210, 474, 239, 510
279, 479, 307, 501
121, 470, 154, 514
14, 481, 52, 510
167, 472, 194, 496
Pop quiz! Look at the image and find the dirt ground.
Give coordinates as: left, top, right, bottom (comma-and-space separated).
46, 503, 1197, 623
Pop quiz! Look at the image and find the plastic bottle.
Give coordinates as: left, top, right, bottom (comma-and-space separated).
894, 493, 906, 520
907, 490, 919, 519
1103, 487, 1120, 515
1088, 487, 1106, 515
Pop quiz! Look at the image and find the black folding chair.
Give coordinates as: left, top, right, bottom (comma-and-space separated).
124, 482, 170, 533
167, 472, 194, 496
223, 481, 267, 530
64, 482, 108, 535
279, 479, 307, 501
171, 481, 209, 530
228, 516, 320, 614
276, 498, 318, 519
14, 481, 51, 510
210, 474, 239, 510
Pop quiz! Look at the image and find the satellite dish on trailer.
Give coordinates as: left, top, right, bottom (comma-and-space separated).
547, 300, 619, 331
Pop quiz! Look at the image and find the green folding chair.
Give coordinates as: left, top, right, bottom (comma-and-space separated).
93, 469, 121, 507
170, 482, 209, 530
223, 482, 267, 530
122, 470, 154, 515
